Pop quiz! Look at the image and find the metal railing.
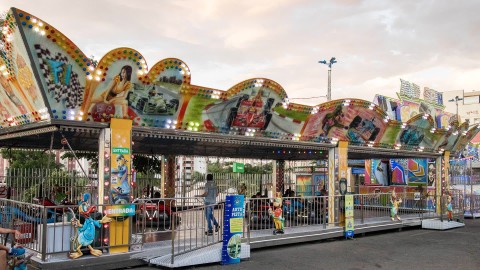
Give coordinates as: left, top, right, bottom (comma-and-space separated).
246, 196, 328, 232
3, 168, 95, 204
245, 192, 463, 234
464, 194, 480, 216
354, 192, 439, 223
0, 191, 467, 263
170, 202, 224, 265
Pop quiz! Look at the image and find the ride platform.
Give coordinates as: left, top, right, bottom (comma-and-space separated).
421, 219, 465, 230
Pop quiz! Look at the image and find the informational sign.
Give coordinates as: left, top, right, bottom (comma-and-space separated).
351, 168, 365, 175
345, 194, 354, 238
233, 162, 245, 173
222, 195, 245, 265
110, 119, 132, 204
109, 118, 132, 254
414, 192, 421, 201
105, 204, 136, 217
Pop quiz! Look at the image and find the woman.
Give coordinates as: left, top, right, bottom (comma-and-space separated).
90, 65, 133, 118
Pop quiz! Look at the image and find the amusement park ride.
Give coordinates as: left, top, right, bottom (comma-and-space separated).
0, 6, 479, 269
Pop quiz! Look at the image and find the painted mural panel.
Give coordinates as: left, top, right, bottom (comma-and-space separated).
0, 10, 47, 127
135, 58, 188, 124
452, 124, 479, 153
364, 160, 372, 185
374, 94, 398, 121
81, 50, 186, 126
16, 9, 89, 121
407, 159, 427, 186
83, 58, 138, 121
194, 79, 298, 134
434, 123, 465, 151
303, 102, 386, 144
379, 124, 402, 146
396, 115, 434, 147
390, 159, 407, 185
374, 94, 453, 129
364, 159, 388, 186
390, 158, 428, 186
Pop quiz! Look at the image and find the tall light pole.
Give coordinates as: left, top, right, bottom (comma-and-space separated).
319, 57, 337, 101
448, 95, 463, 122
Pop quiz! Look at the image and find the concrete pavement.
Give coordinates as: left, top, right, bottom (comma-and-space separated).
132, 219, 480, 270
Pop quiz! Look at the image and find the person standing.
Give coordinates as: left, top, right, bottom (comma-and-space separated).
0, 228, 24, 270
198, 174, 220, 235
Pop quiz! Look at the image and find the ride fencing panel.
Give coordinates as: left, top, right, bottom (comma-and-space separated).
3, 168, 96, 204
246, 196, 328, 232
170, 202, 225, 264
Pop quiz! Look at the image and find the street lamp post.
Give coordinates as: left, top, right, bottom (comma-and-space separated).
319, 57, 337, 101
448, 95, 463, 122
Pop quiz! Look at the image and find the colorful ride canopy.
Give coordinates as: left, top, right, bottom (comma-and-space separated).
0, 7, 478, 155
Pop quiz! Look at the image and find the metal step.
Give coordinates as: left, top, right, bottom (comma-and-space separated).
148, 242, 250, 268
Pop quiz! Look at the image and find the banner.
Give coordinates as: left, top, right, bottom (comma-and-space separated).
105, 204, 135, 217
222, 195, 245, 265
109, 118, 132, 254
110, 119, 132, 204
345, 194, 354, 238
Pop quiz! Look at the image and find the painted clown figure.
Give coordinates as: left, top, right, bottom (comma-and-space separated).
390, 190, 402, 221
269, 192, 284, 235
447, 195, 453, 222
69, 193, 112, 259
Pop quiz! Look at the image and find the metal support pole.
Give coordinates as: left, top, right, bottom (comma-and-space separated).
327, 68, 332, 101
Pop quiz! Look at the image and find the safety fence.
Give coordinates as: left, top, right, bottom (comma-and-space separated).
0, 192, 465, 263
464, 194, 480, 216
245, 192, 463, 234
0, 197, 229, 263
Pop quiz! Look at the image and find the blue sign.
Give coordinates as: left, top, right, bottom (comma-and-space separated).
351, 167, 365, 174
221, 195, 245, 265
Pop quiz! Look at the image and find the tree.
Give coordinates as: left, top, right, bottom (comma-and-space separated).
1, 149, 62, 170
207, 160, 230, 173
60, 152, 161, 174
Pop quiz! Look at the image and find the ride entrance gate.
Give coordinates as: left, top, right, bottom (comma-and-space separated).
1, 6, 479, 268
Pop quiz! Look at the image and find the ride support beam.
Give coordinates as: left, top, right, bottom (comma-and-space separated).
328, 147, 335, 225
275, 160, 285, 194
327, 141, 349, 226
435, 155, 442, 215
161, 155, 165, 198
443, 151, 450, 194
165, 155, 176, 198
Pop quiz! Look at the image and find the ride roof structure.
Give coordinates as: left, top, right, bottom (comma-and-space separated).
0, 7, 479, 160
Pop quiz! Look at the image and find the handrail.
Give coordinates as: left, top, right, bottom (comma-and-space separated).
170, 202, 224, 263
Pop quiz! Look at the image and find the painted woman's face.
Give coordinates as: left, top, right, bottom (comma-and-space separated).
121, 68, 127, 79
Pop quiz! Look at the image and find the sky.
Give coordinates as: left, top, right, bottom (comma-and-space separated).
1, 0, 479, 106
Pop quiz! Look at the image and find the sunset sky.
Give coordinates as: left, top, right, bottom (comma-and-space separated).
2, 0, 479, 106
